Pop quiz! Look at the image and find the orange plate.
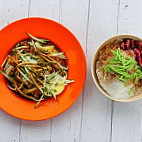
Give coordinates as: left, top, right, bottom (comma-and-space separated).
0, 18, 86, 121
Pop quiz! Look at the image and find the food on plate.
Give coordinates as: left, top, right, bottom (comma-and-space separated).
0, 33, 74, 108
96, 38, 142, 99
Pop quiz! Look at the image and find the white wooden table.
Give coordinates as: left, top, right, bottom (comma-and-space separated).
0, 0, 142, 141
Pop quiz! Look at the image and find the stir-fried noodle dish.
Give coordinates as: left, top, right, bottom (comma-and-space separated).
0, 33, 74, 108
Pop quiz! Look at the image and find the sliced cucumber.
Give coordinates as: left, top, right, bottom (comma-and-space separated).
35, 42, 54, 52
51, 85, 65, 96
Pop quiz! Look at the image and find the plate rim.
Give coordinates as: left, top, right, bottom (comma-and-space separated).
0, 17, 87, 121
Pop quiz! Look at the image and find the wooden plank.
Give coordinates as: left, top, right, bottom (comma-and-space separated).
20, 120, 52, 142
19, 0, 60, 142
0, 110, 20, 142
111, 0, 142, 141
50, 0, 89, 142
0, 0, 29, 142
57, 0, 89, 50
0, 0, 29, 29
118, 0, 142, 37
28, 0, 60, 21
80, 0, 119, 141
111, 101, 142, 142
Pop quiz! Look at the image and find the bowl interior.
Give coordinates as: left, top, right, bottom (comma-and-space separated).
91, 35, 142, 102
0, 18, 86, 120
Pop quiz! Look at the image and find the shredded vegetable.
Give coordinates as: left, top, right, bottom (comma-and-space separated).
103, 48, 142, 93
0, 33, 74, 108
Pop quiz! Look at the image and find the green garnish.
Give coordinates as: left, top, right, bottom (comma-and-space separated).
26, 33, 49, 43
129, 86, 134, 95
34, 94, 44, 109
103, 48, 142, 94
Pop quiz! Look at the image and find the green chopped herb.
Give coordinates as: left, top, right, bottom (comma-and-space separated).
129, 86, 134, 95
103, 48, 142, 94
103, 48, 142, 84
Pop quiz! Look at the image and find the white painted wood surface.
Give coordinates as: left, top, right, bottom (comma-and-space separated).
0, 0, 142, 142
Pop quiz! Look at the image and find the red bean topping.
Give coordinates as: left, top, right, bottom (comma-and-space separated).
120, 41, 125, 50
131, 40, 135, 49
134, 48, 141, 58
125, 39, 131, 50
136, 41, 142, 48
141, 50, 142, 55
138, 58, 142, 67
120, 39, 142, 68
